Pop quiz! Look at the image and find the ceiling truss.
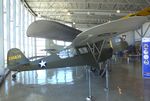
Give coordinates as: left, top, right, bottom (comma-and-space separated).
24, 0, 150, 29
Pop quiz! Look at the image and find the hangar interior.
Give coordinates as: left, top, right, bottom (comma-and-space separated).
0, 0, 150, 101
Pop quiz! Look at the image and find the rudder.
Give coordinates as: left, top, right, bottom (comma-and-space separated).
7, 48, 29, 71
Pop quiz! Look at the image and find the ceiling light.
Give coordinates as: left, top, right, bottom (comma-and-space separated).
37, 13, 41, 17
63, 9, 68, 12
87, 12, 90, 15
67, 12, 71, 15
116, 10, 120, 13
38, 15, 41, 18
73, 22, 75, 24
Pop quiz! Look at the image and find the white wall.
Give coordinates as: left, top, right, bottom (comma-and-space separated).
0, 0, 4, 68
0, 0, 36, 69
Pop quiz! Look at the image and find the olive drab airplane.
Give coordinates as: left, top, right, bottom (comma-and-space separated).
7, 7, 150, 79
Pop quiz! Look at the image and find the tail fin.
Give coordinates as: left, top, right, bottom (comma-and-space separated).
7, 48, 29, 71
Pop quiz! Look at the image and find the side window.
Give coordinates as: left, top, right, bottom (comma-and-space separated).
78, 47, 88, 54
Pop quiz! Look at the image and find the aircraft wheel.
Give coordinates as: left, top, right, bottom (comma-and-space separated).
12, 74, 16, 79
90, 67, 96, 73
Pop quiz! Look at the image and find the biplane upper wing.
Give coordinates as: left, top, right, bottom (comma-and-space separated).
27, 20, 82, 42
72, 16, 148, 47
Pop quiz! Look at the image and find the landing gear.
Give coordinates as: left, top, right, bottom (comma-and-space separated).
12, 71, 18, 80
12, 74, 16, 79
86, 96, 95, 101
104, 61, 109, 91
90, 67, 96, 73
99, 69, 106, 78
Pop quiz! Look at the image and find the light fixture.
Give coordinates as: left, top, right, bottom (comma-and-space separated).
63, 9, 68, 12
116, 10, 120, 13
37, 13, 41, 17
87, 12, 90, 15
67, 12, 71, 15
73, 22, 75, 24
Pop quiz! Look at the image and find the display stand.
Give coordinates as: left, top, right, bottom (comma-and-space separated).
86, 67, 95, 101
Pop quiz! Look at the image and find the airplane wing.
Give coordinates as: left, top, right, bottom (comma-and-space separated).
123, 7, 150, 19
72, 16, 148, 47
27, 20, 82, 42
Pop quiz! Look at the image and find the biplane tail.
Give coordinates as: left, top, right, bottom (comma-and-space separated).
7, 48, 30, 71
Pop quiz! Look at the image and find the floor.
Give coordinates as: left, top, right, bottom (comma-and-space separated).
0, 58, 150, 101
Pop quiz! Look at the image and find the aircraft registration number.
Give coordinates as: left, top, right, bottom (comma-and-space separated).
8, 55, 21, 61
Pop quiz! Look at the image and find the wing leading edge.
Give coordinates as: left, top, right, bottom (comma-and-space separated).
72, 16, 148, 47
27, 20, 82, 42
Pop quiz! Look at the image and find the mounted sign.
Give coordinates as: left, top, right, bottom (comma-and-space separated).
142, 38, 150, 79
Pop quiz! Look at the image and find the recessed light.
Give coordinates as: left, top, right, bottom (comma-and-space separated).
116, 10, 120, 13
87, 12, 90, 15
38, 14, 41, 17
67, 12, 71, 15
63, 9, 68, 12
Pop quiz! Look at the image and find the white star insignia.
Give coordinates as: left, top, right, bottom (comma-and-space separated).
39, 60, 47, 68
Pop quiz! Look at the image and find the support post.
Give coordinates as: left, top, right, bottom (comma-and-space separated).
105, 63, 109, 90
86, 67, 95, 101
104, 60, 109, 91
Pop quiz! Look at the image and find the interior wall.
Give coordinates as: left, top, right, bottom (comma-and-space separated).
0, 0, 4, 68
0, 0, 36, 70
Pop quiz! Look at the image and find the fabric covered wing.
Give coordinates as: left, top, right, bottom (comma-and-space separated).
72, 16, 148, 47
27, 20, 82, 42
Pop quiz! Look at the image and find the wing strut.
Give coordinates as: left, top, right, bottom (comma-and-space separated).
86, 40, 110, 91
86, 40, 106, 63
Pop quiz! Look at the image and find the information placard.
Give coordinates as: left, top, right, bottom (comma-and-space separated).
142, 38, 150, 79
